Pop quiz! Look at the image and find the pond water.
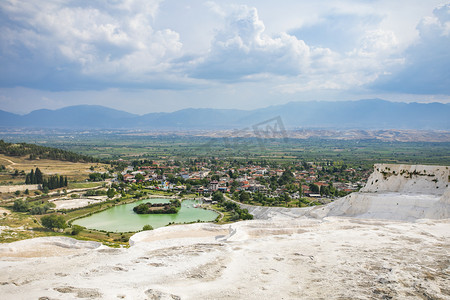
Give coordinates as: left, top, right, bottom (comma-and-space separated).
73, 198, 218, 232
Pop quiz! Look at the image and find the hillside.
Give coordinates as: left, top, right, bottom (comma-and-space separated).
0, 140, 99, 163
1, 99, 449, 130
0, 141, 104, 183
0, 154, 107, 184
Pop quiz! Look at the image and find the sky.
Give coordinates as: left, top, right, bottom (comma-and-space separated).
0, 0, 449, 115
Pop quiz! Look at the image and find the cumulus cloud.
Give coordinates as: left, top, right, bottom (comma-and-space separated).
0, 0, 446, 100
191, 3, 403, 94
289, 13, 382, 52
372, 3, 450, 94
0, 0, 182, 89
191, 5, 323, 80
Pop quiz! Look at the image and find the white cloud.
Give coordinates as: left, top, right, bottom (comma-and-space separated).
0, 0, 182, 87
189, 3, 405, 95
372, 3, 450, 94
192, 5, 328, 79
0, 0, 449, 113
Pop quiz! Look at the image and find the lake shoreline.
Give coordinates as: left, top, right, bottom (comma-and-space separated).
73, 198, 219, 232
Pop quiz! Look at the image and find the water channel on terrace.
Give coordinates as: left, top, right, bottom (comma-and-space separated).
73, 198, 218, 232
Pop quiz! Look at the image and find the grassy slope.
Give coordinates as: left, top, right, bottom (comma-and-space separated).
0, 154, 108, 182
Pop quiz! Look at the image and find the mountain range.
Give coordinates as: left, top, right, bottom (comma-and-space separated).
0, 99, 449, 130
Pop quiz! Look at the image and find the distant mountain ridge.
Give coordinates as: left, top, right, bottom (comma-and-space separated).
0, 100, 449, 130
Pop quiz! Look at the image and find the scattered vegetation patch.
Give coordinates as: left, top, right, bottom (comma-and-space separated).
133, 199, 181, 214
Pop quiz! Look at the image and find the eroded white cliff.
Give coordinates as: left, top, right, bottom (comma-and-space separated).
311, 164, 450, 221
361, 164, 449, 194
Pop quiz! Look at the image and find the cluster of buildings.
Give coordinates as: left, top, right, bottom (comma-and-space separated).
119, 160, 370, 200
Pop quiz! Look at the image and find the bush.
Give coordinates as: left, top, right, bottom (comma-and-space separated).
30, 202, 55, 215
41, 214, 67, 230
71, 225, 85, 235
142, 224, 154, 231
13, 199, 29, 212
30, 206, 46, 215
107, 188, 115, 198
84, 190, 106, 196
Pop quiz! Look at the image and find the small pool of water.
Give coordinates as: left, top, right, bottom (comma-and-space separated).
73, 198, 218, 232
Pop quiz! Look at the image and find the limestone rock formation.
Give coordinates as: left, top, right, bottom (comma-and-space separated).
311, 164, 450, 221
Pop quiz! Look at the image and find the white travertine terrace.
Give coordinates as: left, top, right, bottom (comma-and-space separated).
0, 164, 448, 299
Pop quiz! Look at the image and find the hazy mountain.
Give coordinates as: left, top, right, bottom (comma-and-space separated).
247, 99, 450, 130
0, 100, 448, 130
9, 105, 138, 129
0, 110, 18, 124
138, 108, 250, 129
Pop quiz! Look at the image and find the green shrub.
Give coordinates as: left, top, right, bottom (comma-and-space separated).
71, 225, 85, 235
13, 199, 29, 212
142, 224, 154, 231
41, 214, 67, 230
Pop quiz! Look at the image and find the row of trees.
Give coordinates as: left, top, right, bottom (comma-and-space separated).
25, 168, 43, 184
42, 175, 68, 190
89, 172, 109, 182
25, 168, 68, 190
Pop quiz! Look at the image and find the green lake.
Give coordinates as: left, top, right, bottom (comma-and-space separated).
73, 198, 218, 232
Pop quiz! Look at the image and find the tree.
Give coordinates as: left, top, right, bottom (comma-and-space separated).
35, 168, 43, 184
135, 173, 145, 181
309, 183, 319, 193
30, 169, 35, 184
89, 173, 103, 182
107, 188, 115, 199
278, 169, 294, 186
71, 225, 85, 235
283, 193, 291, 205
13, 199, 29, 212
212, 191, 224, 203
239, 191, 250, 203
41, 215, 67, 230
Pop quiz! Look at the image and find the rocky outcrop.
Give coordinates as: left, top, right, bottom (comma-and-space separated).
361, 164, 449, 195
310, 164, 449, 221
